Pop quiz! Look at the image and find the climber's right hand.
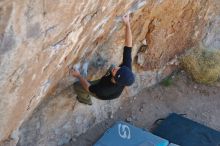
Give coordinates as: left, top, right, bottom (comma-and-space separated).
122, 13, 130, 26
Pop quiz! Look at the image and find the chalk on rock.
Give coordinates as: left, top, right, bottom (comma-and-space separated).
73, 63, 80, 71
82, 62, 89, 77
68, 63, 80, 72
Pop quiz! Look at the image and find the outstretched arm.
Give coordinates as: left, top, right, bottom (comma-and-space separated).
119, 13, 132, 69
123, 13, 132, 47
71, 69, 90, 92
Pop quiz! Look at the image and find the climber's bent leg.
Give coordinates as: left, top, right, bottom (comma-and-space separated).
73, 81, 92, 105
73, 79, 100, 105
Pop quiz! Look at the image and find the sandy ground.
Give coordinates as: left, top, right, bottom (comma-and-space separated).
66, 71, 220, 146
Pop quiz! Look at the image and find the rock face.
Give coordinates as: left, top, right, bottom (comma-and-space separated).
0, 0, 219, 145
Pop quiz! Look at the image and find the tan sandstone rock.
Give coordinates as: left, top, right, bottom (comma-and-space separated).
0, 0, 219, 145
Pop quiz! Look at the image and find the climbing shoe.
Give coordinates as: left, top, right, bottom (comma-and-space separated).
76, 96, 92, 105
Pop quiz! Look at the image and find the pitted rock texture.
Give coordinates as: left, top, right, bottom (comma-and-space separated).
17, 86, 122, 146
0, 0, 219, 145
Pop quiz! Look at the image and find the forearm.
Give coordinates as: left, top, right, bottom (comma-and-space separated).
78, 75, 91, 92
125, 23, 132, 47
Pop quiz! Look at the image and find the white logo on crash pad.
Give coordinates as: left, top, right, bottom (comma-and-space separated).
118, 123, 131, 139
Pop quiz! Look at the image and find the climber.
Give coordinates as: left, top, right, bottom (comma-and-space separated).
71, 13, 135, 105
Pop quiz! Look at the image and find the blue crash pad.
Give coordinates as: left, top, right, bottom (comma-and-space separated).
153, 113, 220, 146
93, 121, 169, 146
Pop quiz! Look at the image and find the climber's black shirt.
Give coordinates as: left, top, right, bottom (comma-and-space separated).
89, 46, 132, 100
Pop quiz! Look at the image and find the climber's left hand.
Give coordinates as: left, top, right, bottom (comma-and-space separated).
71, 69, 80, 78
